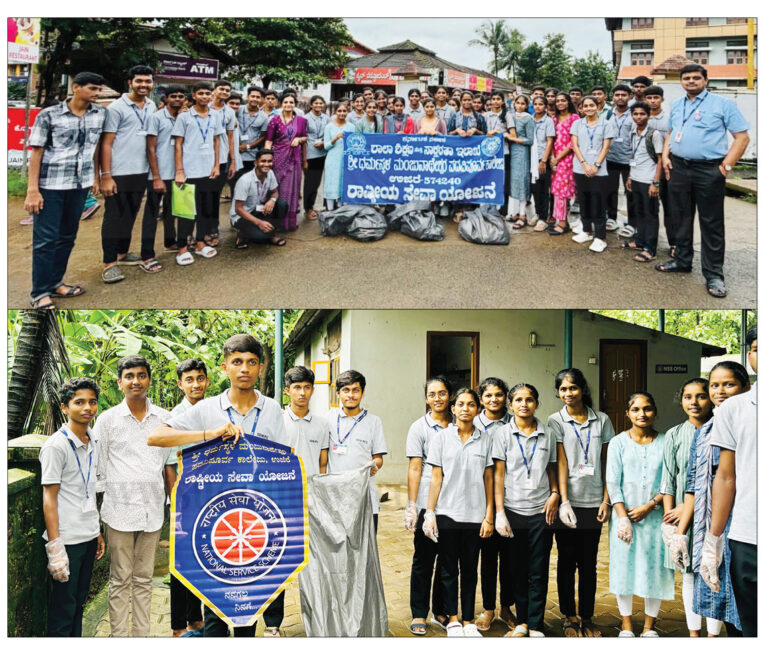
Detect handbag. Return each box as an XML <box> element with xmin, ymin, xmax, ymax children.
<box><xmin>171</xmin><ymin>183</ymin><xmax>196</xmax><ymax>219</ymax></box>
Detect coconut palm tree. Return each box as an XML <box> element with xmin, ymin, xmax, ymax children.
<box><xmin>468</xmin><ymin>19</ymin><xmax>508</xmax><ymax>76</ymax></box>
<box><xmin>499</xmin><ymin>28</ymin><xmax>526</xmax><ymax>85</ymax></box>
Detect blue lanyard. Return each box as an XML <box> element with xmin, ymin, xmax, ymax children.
<box><xmin>569</xmin><ymin>421</ymin><xmax>592</xmax><ymax>462</ymax></box>
<box><xmin>584</xmin><ymin>120</ymin><xmax>600</xmax><ymax>150</ymax></box>
<box><xmin>424</xmin><ymin>414</ymin><xmax>442</xmax><ymax>432</ymax></box>
<box><xmin>129</xmin><ymin>102</ymin><xmax>148</xmax><ymax>130</ymax></box>
<box><xmin>60</xmin><ymin>428</ymin><xmax>93</xmax><ymax>499</ymax></box>
<box><xmin>631</xmin><ymin>131</ymin><xmax>646</xmax><ymax>159</ymax></box>
<box><xmin>514</xmin><ymin>432</ymin><xmax>538</xmax><ymax>477</ymax></box>
<box><xmin>682</xmin><ymin>93</ymin><xmax>708</xmax><ymax>128</ymax></box>
<box><xmin>614</xmin><ymin>111</ymin><xmax>629</xmax><ymax>133</ymax></box>
<box><xmin>337</xmin><ymin>410</ymin><xmax>368</xmax><ymax>445</ymax></box>
<box><xmin>192</xmin><ymin>112</ymin><xmax>211</xmax><ymax>143</ymax></box>
<box><xmin>226</xmin><ymin>406</ymin><xmax>261</xmax><ymax>436</ymax></box>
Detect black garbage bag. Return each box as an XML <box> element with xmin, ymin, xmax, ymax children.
<box><xmin>458</xmin><ymin>205</ymin><xmax>510</xmax><ymax>245</ymax></box>
<box><xmin>401</xmin><ymin>211</ymin><xmax>445</xmax><ymax>241</ymax></box>
<box><xmin>317</xmin><ymin>205</ymin><xmax>360</xmax><ymax>236</ymax></box>
<box><xmin>386</xmin><ymin>201</ymin><xmax>432</xmax><ymax>231</ymax></box>
<box><xmin>347</xmin><ymin>209</ymin><xmax>388</xmax><ymax>242</ymax></box>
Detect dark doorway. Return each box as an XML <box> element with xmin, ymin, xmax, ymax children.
<box><xmin>599</xmin><ymin>339</ymin><xmax>647</xmax><ymax>434</ymax></box>
<box><xmin>426</xmin><ymin>331</ymin><xmax>479</xmax><ymax>393</ymax></box>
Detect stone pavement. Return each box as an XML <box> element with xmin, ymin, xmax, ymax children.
<box><xmin>86</xmin><ymin>485</ymin><xmax>699</xmax><ymax>638</ymax></box>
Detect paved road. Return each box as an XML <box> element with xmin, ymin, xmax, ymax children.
<box><xmin>8</xmin><ymin>195</ymin><xmax>755</xmax><ymax>309</ymax></box>
<box><xmin>84</xmin><ymin>484</ymin><xmax>699</xmax><ymax>638</ymax></box>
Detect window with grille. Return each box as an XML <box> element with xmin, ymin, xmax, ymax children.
<box><xmin>631</xmin><ymin>18</ymin><xmax>654</xmax><ymax>29</ymax></box>
<box><xmin>686</xmin><ymin>50</ymin><xmax>710</xmax><ymax>65</ymax></box>
<box><xmin>630</xmin><ymin>41</ymin><xmax>654</xmax><ymax>50</ymax></box>
<box><xmin>726</xmin><ymin>18</ymin><xmax>748</xmax><ymax>24</ymax></box>
<box><xmin>686</xmin><ymin>18</ymin><xmax>710</xmax><ymax>27</ymax></box>
<box><xmin>726</xmin><ymin>37</ymin><xmax>748</xmax><ymax>47</ymax></box>
<box><xmin>727</xmin><ymin>49</ymin><xmax>747</xmax><ymax>64</ymax></box>
<box><xmin>630</xmin><ymin>51</ymin><xmax>654</xmax><ymax>65</ymax></box>
<box><xmin>686</xmin><ymin>39</ymin><xmax>710</xmax><ymax>48</ymax></box>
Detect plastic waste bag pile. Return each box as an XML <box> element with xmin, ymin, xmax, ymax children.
<box><xmin>318</xmin><ymin>205</ymin><xmax>387</xmax><ymax>241</ymax></box>
<box><xmin>458</xmin><ymin>205</ymin><xmax>510</xmax><ymax>245</ymax></box>
<box><xmin>384</xmin><ymin>201</ymin><xmax>445</xmax><ymax>241</ymax></box>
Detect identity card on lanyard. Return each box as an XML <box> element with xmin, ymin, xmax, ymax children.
<box><xmin>515</xmin><ymin>433</ymin><xmax>539</xmax><ymax>490</ymax></box>
<box><xmin>130</xmin><ymin>101</ymin><xmax>148</xmax><ymax>137</ymax></box>
<box><xmin>227</xmin><ymin>407</ymin><xmax>261</xmax><ymax>436</ymax></box>
<box><xmin>333</xmin><ymin>410</ymin><xmax>368</xmax><ymax>455</ymax></box>
<box><xmin>194</xmin><ymin>112</ymin><xmax>212</xmax><ymax>149</ymax></box>
<box><xmin>570</xmin><ymin>421</ymin><xmax>595</xmax><ymax>476</ymax></box>
<box><xmin>60</xmin><ymin>427</ymin><xmax>96</xmax><ymax>513</ymax></box>
<box><xmin>629</xmin><ymin>132</ymin><xmax>645</xmax><ymax>167</ymax></box>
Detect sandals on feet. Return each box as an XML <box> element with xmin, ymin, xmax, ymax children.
<box><xmin>512</xmin><ymin>218</ymin><xmax>527</xmax><ymax>229</ymax></box>
<box><xmin>116</xmin><ymin>252</ymin><xmax>141</xmax><ymax>265</ymax></box>
<box><xmin>269</xmin><ymin>237</ymin><xmax>287</xmax><ymax>246</ymax></box>
<box><xmin>633</xmin><ymin>251</ymin><xmax>657</xmax><ymax>263</ymax></box>
<box><xmin>409</xmin><ymin>621</ymin><xmax>427</xmax><ymax>636</ymax></box>
<box><xmin>533</xmin><ymin>220</ymin><xmax>549</xmax><ymax>232</ymax></box>
<box><xmin>563</xmin><ymin>619</ymin><xmax>580</xmax><ymax>637</ymax></box>
<box><xmin>176</xmin><ymin>251</ymin><xmax>195</xmax><ymax>266</ymax></box>
<box><xmin>706</xmin><ymin>278</ymin><xmax>727</xmax><ymax>298</ymax></box>
<box><xmin>236</xmin><ymin>238</ymin><xmax>249</xmax><ymax>250</ymax></box>
<box><xmin>475</xmin><ymin>610</ymin><xmax>495</xmax><ymax>632</ymax></box>
<box><xmin>101</xmin><ymin>265</ymin><xmax>125</xmax><ymax>284</ymax></box>
<box><xmin>306</xmin><ymin>209</ymin><xmax>318</xmax><ymax>221</ymax></box>
<box><xmin>139</xmin><ymin>259</ymin><xmax>163</xmax><ymax>273</ymax></box>
<box><xmin>204</xmin><ymin>233</ymin><xmax>219</xmax><ymax>247</ymax></box>
<box><xmin>620</xmin><ymin>240</ymin><xmax>641</xmax><ymax>250</ymax></box>
<box><xmin>52</xmin><ymin>284</ymin><xmax>85</xmax><ymax>298</ymax></box>
<box><xmin>195</xmin><ymin>245</ymin><xmax>217</xmax><ymax>258</ymax></box>
<box><xmin>505</xmin><ymin>624</ymin><xmax>529</xmax><ymax>638</ymax></box>
<box><xmin>548</xmin><ymin>223</ymin><xmax>569</xmax><ymax>236</ymax></box>
<box><xmin>30</xmin><ymin>296</ymin><xmax>55</xmax><ymax>310</ymax></box>
<box><xmin>580</xmin><ymin>620</ymin><xmax>602</xmax><ymax>638</ymax></box>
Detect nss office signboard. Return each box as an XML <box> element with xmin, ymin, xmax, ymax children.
<box><xmin>171</xmin><ymin>435</ymin><xmax>308</xmax><ymax>626</ymax></box>
<box><xmin>342</xmin><ymin>133</ymin><xmax>505</xmax><ymax>205</ymax></box>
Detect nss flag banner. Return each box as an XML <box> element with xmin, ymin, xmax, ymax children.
<box><xmin>342</xmin><ymin>133</ymin><xmax>504</xmax><ymax>205</ymax></box>
<box><xmin>171</xmin><ymin>435</ymin><xmax>308</xmax><ymax>626</ymax></box>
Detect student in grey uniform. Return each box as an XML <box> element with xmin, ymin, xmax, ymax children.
<box><xmin>146</xmin><ymin>85</ymin><xmax>185</xmax><ymax>256</ymax></box>
<box><xmin>493</xmin><ymin>383</ymin><xmax>559</xmax><ymax>638</ymax></box>
<box><xmin>100</xmin><ymin>65</ymin><xmax>160</xmax><ymax>284</ymax></box>
<box><xmin>548</xmin><ymin>368</ymin><xmax>614</xmax><ymax>638</ymax></box>
<box><xmin>531</xmin><ymin>96</ymin><xmax>556</xmax><ymax>230</ymax></box>
<box><xmin>148</xmin><ymin>334</ymin><xmax>287</xmax><ymax>638</ymax></box>
<box><xmin>347</xmin><ymin>93</ymin><xmax>366</xmax><ymax>125</ymax></box>
<box><xmin>433</xmin><ymin>86</ymin><xmax>456</xmax><ymax>127</ymax></box>
<box><xmin>326</xmin><ymin>369</ymin><xmax>387</xmax><ymax>533</ymax></box>
<box><xmin>208</xmin><ymin>80</ymin><xmax>237</xmax><ymax>245</ymax></box>
<box><xmin>238</xmin><ymin>86</ymin><xmax>268</xmax><ymax>173</ymax></box>
<box><xmin>405</xmin><ymin>88</ymin><xmax>425</xmax><ymax>122</ymax></box>
<box><xmin>626</xmin><ymin>102</ymin><xmax>664</xmax><ymax>262</ymax></box>
<box><xmin>171</xmin><ymin>82</ymin><xmax>224</xmax><ymax>266</ymax></box>
<box><xmin>605</xmin><ymin>84</ymin><xmax>635</xmax><ymax>237</ymax></box>
<box><xmin>473</xmin><ymin>378</ymin><xmax>516</xmax><ymax>633</ymax></box>
<box><xmin>40</xmin><ymin>377</ymin><xmax>105</xmax><ymax>636</ymax></box>
<box><xmin>422</xmin><ymin>388</ymin><xmax>493</xmax><ymax>637</ymax></box>
<box><xmin>163</xmin><ymin>358</ymin><xmax>209</xmax><ymax>637</ymax></box>
<box><xmin>570</xmin><ymin>95</ymin><xmax>615</xmax><ymax>253</ymax></box>
<box><xmin>224</xmin><ymin>92</ymin><xmax>245</xmax><ymax>199</ymax></box>
<box><xmin>405</xmin><ymin>376</ymin><xmax>453</xmax><ymax>635</ymax></box>
<box><xmin>282</xmin><ymin>365</ymin><xmax>330</xmax><ymax>476</ymax></box>
<box><xmin>303</xmin><ymin>96</ymin><xmax>330</xmax><ymax>221</ymax></box>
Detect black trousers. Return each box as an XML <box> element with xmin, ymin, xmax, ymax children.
<box><xmin>303</xmin><ymin>156</ymin><xmax>326</xmax><ymax>211</ymax></box>
<box><xmin>630</xmin><ymin>182</ymin><xmax>660</xmax><ymax>255</ymax></box>
<box><xmin>232</xmin><ymin>200</ymin><xmax>289</xmax><ymax>242</ymax></box>
<box><xmin>669</xmin><ymin>154</ymin><xmax>727</xmax><ymax>281</ymax></box>
<box><xmin>554</xmin><ymin>507</ymin><xmax>602</xmax><ymax>619</ymax></box>
<box><xmin>178</xmin><ymin>176</ymin><xmax>219</xmax><ymax>246</ymax></box>
<box><xmin>170</xmin><ymin>574</ymin><xmax>203</xmax><ymax>631</ymax></box>
<box><xmin>531</xmin><ymin>167</ymin><xmax>551</xmax><ymax>220</ymax></box>
<box><xmin>729</xmin><ymin>539</ymin><xmax>757</xmax><ymax>637</ymax></box>
<box><xmin>410</xmin><ymin>510</ymin><xmax>444</xmax><ymax>618</ymax></box>
<box><xmin>203</xmin><ymin>590</ymin><xmax>284</xmax><ymax>636</ymax></box>
<box><xmin>505</xmin><ymin>510</ymin><xmax>554</xmax><ymax>632</ymax></box>
<box><xmin>575</xmin><ymin>174</ymin><xmax>607</xmax><ymax>239</ymax></box>
<box><xmin>47</xmin><ymin>538</ymin><xmax>97</xmax><ymax>636</ymax></box>
<box><xmin>480</xmin><ymin>530</ymin><xmax>514</xmax><ymax>610</ymax></box>
<box><xmin>435</xmin><ymin>518</ymin><xmax>481</xmax><ymax>621</ymax></box>
<box><xmin>606</xmin><ymin>161</ymin><xmax>634</xmax><ymax>227</ymax></box>
<box><xmin>143</xmin><ymin>179</ymin><xmax>176</xmax><ymax>248</ymax></box>
<box><xmin>101</xmin><ymin>173</ymin><xmax>154</xmax><ymax>263</ymax></box>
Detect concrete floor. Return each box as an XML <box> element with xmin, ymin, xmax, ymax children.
<box><xmin>84</xmin><ymin>485</ymin><xmax>703</xmax><ymax>638</ymax></box>
<box><xmin>8</xmin><ymin>193</ymin><xmax>756</xmax><ymax>310</ymax></box>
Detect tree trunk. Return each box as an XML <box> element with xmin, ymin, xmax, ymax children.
<box><xmin>7</xmin><ymin>310</ymin><xmax>48</xmax><ymax>439</ymax></box>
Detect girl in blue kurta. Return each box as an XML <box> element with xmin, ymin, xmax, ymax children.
<box><xmin>606</xmin><ymin>392</ymin><xmax>674</xmax><ymax>637</ymax></box>
<box><xmin>323</xmin><ymin>102</ymin><xmax>356</xmax><ymax>211</ymax></box>
<box><xmin>669</xmin><ymin>361</ymin><xmax>750</xmax><ymax>637</ymax></box>
<box><xmin>508</xmin><ymin>95</ymin><xmax>534</xmax><ymax>228</ymax></box>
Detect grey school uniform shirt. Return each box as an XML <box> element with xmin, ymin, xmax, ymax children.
<box><xmin>648</xmin><ymin>109</ymin><xmax>669</xmax><ymax>133</ymax></box>
<box><xmin>326</xmin><ymin>408</ymin><xmax>387</xmax><ymax>513</ymax></box>
<box><xmin>146</xmin><ymin>107</ymin><xmax>178</xmax><ymax>181</ymax></box>
<box><xmin>533</xmin><ymin>114</ymin><xmax>556</xmax><ymax>161</ymax></box>
<box><xmin>405</xmin><ymin>413</ymin><xmax>450</xmax><ymax>510</ymax></box>
<box><xmin>282</xmin><ymin>407</ymin><xmax>330</xmax><ymax>477</ymax></box>
<box><xmin>629</xmin><ymin>125</ymin><xmax>664</xmax><ymax>184</ymax></box>
<box><xmin>606</xmin><ymin>108</ymin><xmax>634</xmax><ymax>164</ymax></box>
<box><xmin>492</xmin><ymin>417</ymin><xmax>557</xmax><ymax>516</ymax></box>
<box><xmin>171</xmin><ymin>108</ymin><xmax>225</xmax><ymax>179</ymax></box>
<box><xmin>426</xmin><ymin>424</ymin><xmax>493</xmax><ymax>525</ymax></box>
<box><xmin>547</xmin><ymin>406</ymin><xmax>614</xmax><ymax>508</ymax></box>
<box><xmin>571</xmin><ymin>116</ymin><xmax>616</xmax><ymax>177</ymax></box>
<box><xmin>229</xmin><ymin>169</ymin><xmax>278</xmax><ymax>225</ymax></box>
<box><xmin>238</xmin><ymin>106</ymin><xmax>269</xmax><ymax>161</ymax></box>
<box><xmin>306</xmin><ymin>112</ymin><xmax>331</xmax><ymax>160</ymax></box>
<box><xmin>104</xmin><ymin>94</ymin><xmax>157</xmax><ymax>176</ymax></box>
<box><xmin>211</xmin><ymin>103</ymin><xmax>236</xmax><ymax>165</ymax></box>
<box><xmin>474</xmin><ymin>411</ymin><xmax>511</xmax><ymax>437</ymax></box>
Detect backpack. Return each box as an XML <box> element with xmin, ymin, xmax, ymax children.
<box><xmin>644</xmin><ymin>127</ymin><xmax>660</xmax><ymax>162</ymax></box>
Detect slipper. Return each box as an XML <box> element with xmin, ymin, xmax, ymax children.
<box><xmin>204</xmin><ymin>233</ymin><xmax>219</xmax><ymax>247</ymax></box>
<box><xmin>101</xmin><ymin>265</ymin><xmax>125</xmax><ymax>284</ymax></box>
<box><xmin>176</xmin><ymin>251</ymin><xmax>195</xmax><ymax>266</ymax></box>
<box><xmin>633</xmin><ymin>251</ymin><xmax>656</xmax><ymax>263</ymax></box>
<box><xmin>446</xmin><ymin>622</ymin><xmax>464</xmax><ymax>637</ymax></box>
<box><xmin>548</xmin><ymin>223</ymin><xmax>569</xmax><ymax>236</ymax></box>
<box><xmin>499</xmin><ymin>607</ymin><xmax>517</xmax><ymax>630</ymax></box>
<box><xmin>409</xmin><ymin>622</ymin><xmax>427</xmax><ymax>636</ymax></box>
<box><xmin>618</xmin><ymin>630</ymin><xmax>635</xmax><ymax>637</ymax></box>
<box><xmin>163</xmin><ymin>244</ymin><xmax>179</xmax><ymax>253</ymax></box>
<box><xmin>563</xmin><ymin>619</ymin><xmax>579</xmax><ymax>638</ymax></box>
<box><xmin>263</xmin><ymin>627</ymin><xmax>280</xmax><ymax>637</ymax></box>
<box><xmin>617</xmin><ymin>224</ymin><xmax>636</xmax><ymax>238</ymax></box>
<box><xmin>640</xmin><ymin>629</ymin><xmax>659</xmax><ymax>638</ymax></box>
<box><xmin>430</xmin><ymin>615</ymin><xmax>448</xmax><ymax>631</ymax></box>
<box><xmin>580</xmin><ymin>620</ymin><xmax>602</xmax><ymax>638</ymax></box>
<box><xmin>116</xmin><ymin>252</ymin><xmax>141</xmax><ymax>265</ymax></box>
<box><xmin>620</xmin><ymin>240</ymin><xmax>641</xmax><ymax>250</ymax></box>
<box><xmin>505</xmin><ymin>624</ymin><xmax>529</xmax><ymax>637</ymax></box>
<box><xmin>195</xmin><ymin>245</ymin><xmax>217</xmax><ymax>258</ymax></box>
<box><xmin>139</xmin><ymin>259</ymin><xmax>164</xmax><ymax>273</ymax></box>
<box><xmin>529</xmin><ymin>630</ymin><xmax>545</xmax><ymax>638</ymax></box>
<box><xmin>512</xmin><ymin>218</ymin><xmax>527</xmax><ymax>229</ymax></box>
<box><xmin>605</xmin><ymin>218</ymin><xmax>619</xmax><ymax>231</ymax></box>
<box><xmin>533</xmin><ymin>220</ymin><xmax>549</xmax><ymax>232</ymax></box>
<box><xmin>30</xmin><ymin>296</ymin><xmax>56</xmax><ymax>310</ymax></box>
<box><xmin>269</xmin><ymin>237</ymin><xmax>287</xmax><ymax>246</ymax></box>
<box><xmin>706</xmin><ymin>278</ymin><xmax>727</xmax><ymax>298</ymax></box>
<box><xmin>236</xmin><ymin>238</ymin><xmax>249</xmax><ymax>250</ymax></box>
<box><xmin>52</xmin><ymin>284</ymin><xmax>85</xmax><ymax>298</ymax></box>
<box><xmin>475</xmin><ymin>609</ymin><xmax>495</xmax><ymax>632</ymax></box>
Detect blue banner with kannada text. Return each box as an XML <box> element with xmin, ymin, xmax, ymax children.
<box><xmin>342</xmin><ymin>133</ymin><xmax>505</xmax><ymax>205</ymax></box>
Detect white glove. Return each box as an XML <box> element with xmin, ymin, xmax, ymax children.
<box><xmin>661</xmin><ymin>523</ymin><xmax>676</xmax><ymax>547</ymax></box>
<box><xmin>559</xmin><ymin>500</ymin><xmax>578</xmax><ymax>528</ymax></box>
<box><xmin>422</xmin><ymin>510</ymin><xmax>439</xmax><ymax>543</ymax></box>
<box><xmin>495</xmin><ymin>510</ymin><xmax>513</xmax><ymax>537</ymax></box>
<box><xmin>617</xmin><ymin>517</ymin><xmax>633</xmax><ymax>544</ymax></box>
<box><xmin>700</xmin><ymin>531</ymin><xmax>725</xmax><ymax>592</ymax></box>
<box><xmin>404</xmin><ymin>500</ymin><xmax>419</xmax><ymax>532</ymax></box>
<box><xmin>45</xmin><ymin>537</ymin><xmax>70</xmax><ymax>582</ymax></box>
<box><xmin>669</xmin><ymin>533</ymin><xmax>690</xmax><ymax>569</ymax></box>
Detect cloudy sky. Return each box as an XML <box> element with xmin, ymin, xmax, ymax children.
<box><xmin>344</xmin><ymin>18</ymin><xmax>613</xmax><ymax>74</ymax></box>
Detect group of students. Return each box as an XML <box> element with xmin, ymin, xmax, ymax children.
<box><xmin>404</xmin><ymin>325</ymin><xmax>757</xmax><ymax>638</ymax></box>
<box><xmin>39</xmin><ymin>333</ymin><xmax>387</xmax><ymax>637</ymax></box>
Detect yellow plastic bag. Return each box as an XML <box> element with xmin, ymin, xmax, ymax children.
<box><xmin>172</xmin><ymin>183</ymin><xmax>196</xmax><ymax>220</ymax></box>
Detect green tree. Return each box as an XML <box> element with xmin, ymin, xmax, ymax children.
<box><xmin>539</xmin><ymin>33</ymin><xmax>572</xmax><ymax>90</ymax></box>
<box><xmin>8</xmin><ymin>80</ymin><xmax>27</xmax><ymax>101</ymax></box>
<box><xmin>517</xmin><ymin>42</ymin><xmax>543</xmax><ymax>87</ymax></box>
<box><xmin>572</xmin><ymin>50</ymin><xmax>616</xmax><ymax>94</ymax></box>
<box><xmin>173</xmin><ymin>18</ymin><xmax>353</xmax><ymax>88</ymax></box>
<box><xmin>499</xmin><ymin>27</ymin><xmax>526</xmax><ymax>83</ymax></box>
<box><xmin>468</xmin><ymin>19</ymin><xmax>508</xmax><ymax>76</ymax></box>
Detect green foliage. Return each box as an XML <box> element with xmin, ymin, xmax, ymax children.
<box><xmin>468</xmin><ymin>20</ymin><xmax>509</xmax><ymax>76</ymax></box>
<box><xmin>572</xmin><ymin>50</ymin><xmax>616</xmax><ymax>93</ymax></box>
<box><xmin>539</xmin><ymin>33</ymin><xmax>573</xmax><ymax>90</ymax></box>
<box><xmin>8</xmin><ymin>80</ymin><xmax>27</xmax><ymax>100</ymax></box>
<box><xmin>517</xmin><ymin>42</ymin><xmax>543</xmax><ymax>87</ymax></box>
<box><xmin>592</xmin><ymin>310</ymin><xmax>756</xmax><ymax>354</ymax></box>
<box><xmin>498</xmin><ymin>28</ymin><xmax>525</xmax><ymax>83</ymax></box>
<box><xmin>8</xmin><ymin>169</ymin><xmax>28</xmax><ymax>197</ymax></box>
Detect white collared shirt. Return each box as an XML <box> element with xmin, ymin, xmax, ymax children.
<box><xmin>94</xmin><ymin>398</ymin><xmax>170</xmax><ymax>532</ymax></box>
<box><xmin>282</xmin><ymin>407</ymin><xmax>330</xmax><ymax>476</ymax></box>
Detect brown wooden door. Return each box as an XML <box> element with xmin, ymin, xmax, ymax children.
<box><xmin>599</xmin><ymin>340</ymin><xmax>647</xmax><ymax>434</ymax></box>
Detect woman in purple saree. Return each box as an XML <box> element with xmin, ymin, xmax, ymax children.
<box><xmin>264</xmin><ymin>93</ymin><xmax>308</xmax><ymax>231</ymax></box>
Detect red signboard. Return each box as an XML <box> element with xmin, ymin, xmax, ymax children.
<box><xmin>353</xmin><ymin>67</ymin><xmax>398</xmax><ymax>85</ymax></box>
<box><xmin>8</xmin><ymin>105</ymin><xmax>41</xmax><ymax>166</ymax></box>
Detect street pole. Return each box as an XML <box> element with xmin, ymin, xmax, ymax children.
<box><xmin>275</xmin><ymin>310</ymin><xmax>284</xmax><ymax>403</ymax></box>
<box><xmin>658</xmin><ymin>310</ymin><xmax>665</xmax><ymax>332</ymax></box>
<box><xmin>747</xmin><ymin>18</ymin><xmax>755</xmax><ymax>90</ymax></box>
